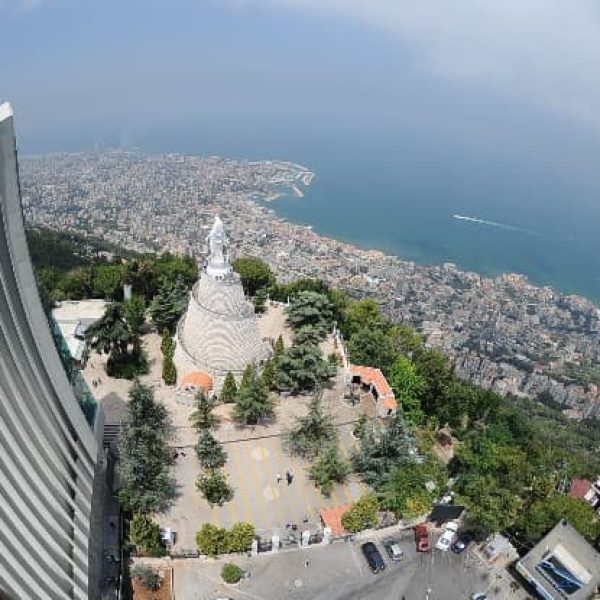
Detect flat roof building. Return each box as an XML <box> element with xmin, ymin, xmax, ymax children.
<box><xmin>0</xmin><ymin>103</ymin><xmax>102</xmax><ymax>599</ymax></box>
<box><xmin>515</xmin><ymin>520</ymin><xmax>600</xmax><ymax>600</ymax></box>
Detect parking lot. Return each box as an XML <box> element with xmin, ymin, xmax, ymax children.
<box><xmin>171</xmin><ymin>528</ymin><xmax>530</xmax><ymax>600</ymax></box>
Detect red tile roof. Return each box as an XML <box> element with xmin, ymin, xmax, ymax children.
<box><xmin>569</xmin><ymin>478</ymin><xmax>592</xmax><ymax>499</ymax></box>
<box><xmin>320</xmin><ymin>504</ymin><xmax>352</xmax><ymax>538</ymax></box>
<box><xmin>350</xmin><ymin>365</ymin><xmax>394</xmax><ymax>399</ymax></box>
<box><xmin>180</xmin><ymin>371</ymin><xmax>213</xmax><ymax>391</ymax></box>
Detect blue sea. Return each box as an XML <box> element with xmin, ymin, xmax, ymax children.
<box><xmin>25</xmin><ymin>126</ymin><xmax>600</xmax><ymax>304</ymax></box>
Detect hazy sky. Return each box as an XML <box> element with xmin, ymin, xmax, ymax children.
<box><xmin>3</xmin><ymin>0</ymin><xmax>600</xmax><ymax>166</ymax></box>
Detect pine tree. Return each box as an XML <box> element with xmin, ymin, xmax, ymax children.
<box><xmin>195</xmin><ymin>430</ymin><xmax>227</xmax><ymax>469</ymax></box>
<box><xmin>149</xmin><ymin>276</ymin><xmax>189</xmax><ymax>333</ymax></box>
<box><xmin>220</xmin><ymin>371</ymin><xmax>237</xmax><ymax>403</ymax></box>
<box><xmin>261</xmin><ymin>358</ymin><xmax>276</xmax><ymax>391</ymax></box>
<box><xmin>162</xmin><ymin>354</ymin><xmax>177</xmax><ymax>385</ymax></box>
<box><xmin>189</xmin><ymin>389</ymin><xmax>219</xmax><ymax>430</ymax></box>
<box><xmin>274</xmin><ymin>335</ymin><xmax>285</xmax><ymax>361</ymax></box>
<box><xmin>239</xmin><ymin>364</ymin><xmax>254</xmax><ymax>393</ymax></box>
<box><xmin>233</xmin><ymin>366</ymin><xmax>273</xmax><ymax>425</ymax></box>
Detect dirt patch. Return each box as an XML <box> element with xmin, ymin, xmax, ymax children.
<box><xmin>132</xmin><ymin>566</ymin><xmax>172</xmax><ymax>600</ymax></box>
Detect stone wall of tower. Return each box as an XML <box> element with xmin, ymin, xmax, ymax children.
<box><xmin>175</xmin><ymin>267</ymin><xmax>272</xmax><ymax>390</ymax></box>
<box><xmin>0</xmin><ymin>105</ymin><xmax>100</xmax><ymax>600</ymax></box>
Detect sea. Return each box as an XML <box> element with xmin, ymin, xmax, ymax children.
<box><xmin>27</xmin><ymin>126</ymin><xmax>600</xmax><ymax>304</ymax></box>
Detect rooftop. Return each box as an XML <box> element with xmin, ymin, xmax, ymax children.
<box><xmin>516</xmin><ymin>520</ymin><xmax>600</xmax><ymax>600</ymax></box>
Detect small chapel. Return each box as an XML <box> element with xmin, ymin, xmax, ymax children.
<box><xmin>174</xmin><ymin>215</ymin><xmax>272</xmax><ymax>393</ymax></box>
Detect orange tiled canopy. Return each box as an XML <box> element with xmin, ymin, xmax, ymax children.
<box><xmin>180</xmin><ymin>371</ymin><xmax>213</xmax><ymax>391</ymax></box>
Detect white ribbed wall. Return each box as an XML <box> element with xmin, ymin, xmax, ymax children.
<box><xmin>0</xmin><ymin>107</ymin><xmax>98</xmax><ymax>599</ymax></box>
<box><xmin>175</xmin><ymin>271</ymin><xmax>272</xmax><ymax>382</ymax></box>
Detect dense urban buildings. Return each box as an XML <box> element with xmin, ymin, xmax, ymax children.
<box><xmin>19</xmin><ymin>151</ymin><xmax>600</xmax><ymax>418</ymax></box>
<box><xmin>0</xmin><ymin>103</ymin><xmax>102</xmax><ymax>599</ymax></box>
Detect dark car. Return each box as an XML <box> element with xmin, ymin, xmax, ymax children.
<box><xmin>451</xmin><ymin>531</ymin><xmax>474</xmax><ymax>554</ymax></box>
<box><xmin>361</xmin><ymin>542</ymin><xmax>386</xmax><ymax>573</ymax></box>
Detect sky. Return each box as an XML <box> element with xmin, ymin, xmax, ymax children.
<box><xmin>3</xmin><ymin>0</ymin><xmax>600</xmax><ymax>169</ymax></box>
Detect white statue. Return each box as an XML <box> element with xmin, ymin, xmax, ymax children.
<box><xmin>208</xmin><ymin>215</ymin><xmax>228</xmax><ymax>267</ymax></box>
<box><xmin>206</xmin><ymin>215</ymin><xmax>231</xmax><ymax>277</ymax></box>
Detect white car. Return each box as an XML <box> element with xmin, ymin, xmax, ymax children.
<box><xmin>435</xmin><ymin>521</ymin><xmax>459</xmax><ymax>551</ymax></box>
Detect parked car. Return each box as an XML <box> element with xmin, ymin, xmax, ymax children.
<box><xmin>451</xmin><ymin>530</ymin><xmax>474</xmax><ymax>554</ymax></box>
<box><xmin>470</xmin><ymin>594</ymin><xmax>487</xmax><ymax>600</ymax></box>
<box><xmin>414</xmin><ymin>525</ymin><xmax>431</xmax><ymax>552</ymax></box>
<box><xmin>382</xmin><ymin>538</ymin><xmax>404</xmax><ymax>561</ymax></box>
<box><xmin>361</xmin><ymin>542</ymin><xmax>386</xmax><ymax>573</ymax></box>
<box><xmin>435</xmin><ymin>521</ymin><xmax>459</xmax><ymax>551</ymax></box>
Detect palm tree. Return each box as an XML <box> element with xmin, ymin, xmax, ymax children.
<box><xmin>85</xmin><ymin>302</ymin><xmax>133</xmax><ymax>361</ymax></box>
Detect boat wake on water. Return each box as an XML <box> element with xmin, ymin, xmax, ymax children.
<box><xmin>452</xmin><ymin>214</ymin><xmax>540</xmax><ymax>236</ymax></box>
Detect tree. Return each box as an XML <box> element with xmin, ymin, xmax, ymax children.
<box><xmin>340</xmin><ymin>299</ymin><xmax>385</xmax><ymax>339</ymax></box>
<box><xmin>232</xmin><ymin>257</ymin><xmax>275</xmax><ymax>296</ymax></box>
<box><xmin>85</xmin><ymin>301</ymin><xmax>147</xmax><ymax>379</ymax></box>
<box><xmin>149</xmin><ymin>276</ymin><xmax>189</xmax><ymax>333</ymax></box>
<box><xmin>85</xmin><ymin>302</ymin><xmax>133</xmax><ymax>363</ymax></box>
<box><xmin>293</xmin><ymin>325</ymin><xmax>325</xmax><ymax>347</ymax></box>
<box><xmin>346</xmin><ymin>327</ymin><xmax>398</xmax><ymax>374</ymax></box>
<box><xmin>162</xmin><ymin>353</ymin><xmax>177</xmax><ymax>385</ymax></box>
<box><xmin>286</xmin><ymin>392</ymin><xmax>336</xmax><ymax>459</ymax></box>
<box><xmin>131</xmin><ymin>564</ymin><xmax>161</xmax><ymax>591</ymax></box>
<box><xmin>456</xmin><ymin>474</ymin><xmax>523</xmax><ymax>537</ymax></box>
<box><xmin>253</xmin><ymin>288</ymin><xmax>267</xmax><ymax>314</ymax></box>
<box><xmin>276</xmin><ymin>343</ymin><xmax>336</xmax><ymax>394</ymax></box>
<box><xmin>227</xmin><ymin>522</ymin><xmax>255</xmax><ymax>553</ymax></box>
<box><xmin>286</xmin><ymin>291</ymin><xmax>334</xmax><ymax>337</ymax></box>
<box><xmin>341</xmin><ymin>494</ymin><xmax>379</xmax><ymax>533</ymax></box>
<box><xmin>261</xmin><ymin>358</ymin><xmax>276</xmax><ymax>391</ymax></box>
<box><xmin>92</xmin><ymin>264</ymin><xmax>125</xmax><ymax>300</ymax></box>
<box><xmin>189</xmin><ymin>389</ymin><xmax>219</xmax><ymax>431</ymax></box>
<box><xmin>196</xmin><ymin>470</ymin><xmax>233</xmax><ymax>506</ymax></box>
<box><xmin>221</xmin><ymin>563</ymin><xmax>244</xmax><ymax>584</ymax></box>
<box><xmin>117</xmin><ymin>382</ymin><xmax>175</xmax><ymax>512</ymax></box>
<box><xmin>352</xmin><ymin>413</ymin><xmax>418</xmax><ymax>487</ymax></box>
<box><xmin>122</xmin><ymin>294</ymin><xmax>146</xmax><ymax>337</ymax></box>
<box><xmin>196</xmin><ymin>523</ymin><xmax>228</xmax><ymax>556</ymax></box>
<box><xmin>274</xmin><ymin>335</ymin><xmax>285</xmax><ymax>361</ymax></box>
<box><xmin>377</xmin><ymin>459</ymin><xmax>447</xmax><ymax>518</ymax></box>
<box><xmin>220</xmin><ymin>371</ymin><xmax>238</xmax><ymax>403</ymax></box>
<box><xmin>129</xmin><ymin>513</ymin><xmax>166</xmax><ymax>556</ymax></box>
<box><xmin>195</xmin><ymin>430</ymin><xmax>227</xmax><ymax>469</ymax></box>
<box><xmin>309</xmin><ymin>446</ymin><xmax>350</xmax><ymax>496</ymax></box>
<box><xmin>233</xmin><ymin>366</ymin><xmax>273</xmax><ymax>425</ymax></box>
<box><xmin>512</xmin><ymin>496</ymin><xmax>600</xmax><ymax>547</ymax></box>
<box><xmin>388</xmin><ymin>356</ymin><xmax>426</xmax><ymax>426</ymax></box>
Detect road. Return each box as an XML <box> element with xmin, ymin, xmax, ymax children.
<box><xmin>172</xmin><ymin>533</ymin><xmax>522</xmax><ymax>600</ymax></box>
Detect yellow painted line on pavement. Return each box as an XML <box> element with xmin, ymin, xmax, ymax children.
<box><xmin>228</xmin><ymin>442</ymin><xmax>256</xmax><ymax>525</ymax></box>
<box><xmin>224</xmin><ymin>465</ymin><xmax>240</xmax><ymax>526</ymax></box>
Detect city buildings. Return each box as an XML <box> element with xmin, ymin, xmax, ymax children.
<box><xmin>0</xmin><ymin>103</ymin><xmax>103</xmax><ymax>599</ymax></box>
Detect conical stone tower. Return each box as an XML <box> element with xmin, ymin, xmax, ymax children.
<box><xmin>174</xmin><ymin>216</ymin><xmax>272</xmax><ymax>391</ymax></box>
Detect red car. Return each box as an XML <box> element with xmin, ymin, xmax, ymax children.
<box><xmin>414</xmin><ymin>525</ymin><xmax>431</xmax><ymax>552</ymax></box>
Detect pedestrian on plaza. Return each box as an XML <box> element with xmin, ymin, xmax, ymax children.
<box><xmin>289</xmin><ymin>469</ymin><xmax>295</xmax><ymax>484</ymax></box>
<box><xmin>286</xmin><ymin>470</ymin><xmax>292</xmax><ymax>485</ymax></box>
<box><xmin>276</xmin><ymin>473</ymin><xmax>282</xmax><ymax>484</ymax></box>
<box><xmin>304</xmin><ymin>560</ymin><xmax>310</xmax><ymax>568</ymax></box>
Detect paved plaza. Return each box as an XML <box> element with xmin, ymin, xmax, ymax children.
<box><xmin>84</xmin><ymin>304</ymin><xmax>375</xmax><ymax>552</ymax></box>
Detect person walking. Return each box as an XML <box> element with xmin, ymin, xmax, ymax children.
<box><xmin>286</xmin><ymin>470</ymin><xmax>292</xmax><ymax>485</ymax></box>
<box><xmin>276</xmin><ymin>473</ymin><xmax>282</xmax><ymax>484</ymax></box>
<box><xmin>288</xmin><ymin>469</ymin><xmax>295</xmax><ymax>484</ymax></box>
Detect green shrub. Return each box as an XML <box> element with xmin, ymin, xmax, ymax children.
<box><xmin>196</xmin><ymin>523</ymin><xmax>228</xmax><ymax>556</ymax></box>
<box><xmin>227</xmin><ymin>522</ymin><xmax>255</xmax><ymax>553</ymax></box>
<box><xmin>341</xmin><ymin>494</ymin><xmax>379</xmax><ymax>533</ymax></box>
<box><xmin>221</xmin><ymin>563</ymin><xmax>244</xmax><ymax>584</ymax></box>
<box><xmin>129</xmin><ymin>513</ymin><xmax>167</xmax><ymax>557</ymax></box>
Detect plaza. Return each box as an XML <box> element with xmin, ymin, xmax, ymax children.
<box><xmin>84</xmin><ymin>303</ymin><xmax>374</xmax><ymax>552</ymax></box>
